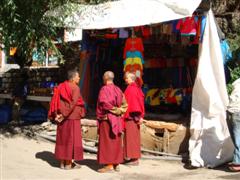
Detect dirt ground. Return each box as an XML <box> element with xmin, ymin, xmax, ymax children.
<box><xmin>0</xmin><ymin>134</ymin><xmax>240</xmax><ymax>180</ymax></box>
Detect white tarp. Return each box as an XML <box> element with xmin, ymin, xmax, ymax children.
<box><xmin>64</xmin><ymin>28</ymin><xmax>82</xmax><ymax>42</ymax></box>
<box><xmin>189</xmin><ymin>10</ymin><xmax>234</xmax><ymax>168</ymax></box>
<box><xmin>48</xmin><ymin>0</ymin><xmax>202</xmax><ymax>29</ymax></box>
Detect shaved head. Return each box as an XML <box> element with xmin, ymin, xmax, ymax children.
<box><xmin>103</xmin><ymin>71</ymin><xmax>114</xmax><ymax>84</ymax></box>
<box><xmin>125</xmin><ymin>72</ymin><xmax>136</xmax><ymax>81</ymax></box>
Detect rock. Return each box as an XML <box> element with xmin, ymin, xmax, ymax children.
<box><xmin>46</xmin><ymin>125</ymin><xmax>57</xmax><ymax>131</ymax></box>
<box><xmin>41</xmin><ymin>121</ymin><xmax>52</xmax><ymax>127</ymax></box>
<box><xmin>212</xmin><ymin>0</ymin><xmax>240</xmax><ymax>36</ymax></box>
<box><xmin>13</xmin><ymin>127</ymin><xmax>21</xmax><ymax>134</ymax></box>
<box><xmin>84</xmin><ymin>141</ymin><xmax>96</xmax><ymax>147</ymax></box>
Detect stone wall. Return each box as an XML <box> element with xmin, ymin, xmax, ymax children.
<box><xmin>212</xmin><ymin>0</ymin><xmax>240</xmax><ymax>36</ymax></box>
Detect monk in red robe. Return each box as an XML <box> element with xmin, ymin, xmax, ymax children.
<box><xmin>123</xmin><ymin>72</ymin><xmax>145</xmax><ymax>166</ymax></box>
<box><xmin>49</xmin><ymin>69</ymin><xmax>85</xmax><ymax>170</ymax></box>
<box><xmin>96</xmin><ymin>71</ymin><xmax>127</xmax><ymax>173</ymax></box>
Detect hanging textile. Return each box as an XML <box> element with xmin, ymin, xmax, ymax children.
<box><xmin>176</xmin><ymin>16</ymin><xmax>198</xmax><ymax>36</ymax></box>
<box><xmin>123</xmin><ymin>37</ymin><xmax>144</xmax><ymax>86</ymax></box>
<box><xmin>220</xmin><ymin>40</ymin><xmax>232</xmax><ymax>65</ymax></box>
<box><xmin>79</xmin><ymin>52</ymin><xmax>91</xmax><ymax>107</ymax></box>
<box><xmin>189</xmin><ymin>10</ymin><xmax>234</xmax><ymax>168</ymax></box>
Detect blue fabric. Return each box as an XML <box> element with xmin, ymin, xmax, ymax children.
<box><xmin>172</xmin><ymin>20</ymin><xmax>180</xmax><ymax>33</ymax></box>
<box><xmin>227</xmin><ymin>112</ymin><xmax>240</xmax><ymax>164</ymax></box>
<box><xmin>200</xmin><ymin>16</ymin><xmax>207</xmax><ymax>42</ymax></box>
<box><xmin>221</xmin><ymin>40</ymin><xmax>232</xmax><ymax>64</ymax></box>
<box><xmin>20</xmin><ymin>106</ymin><xmax>47</xmax><ymax>123</ymax></box>
<box><xmin>0</xmin><ymin>104</ymin><xmax>12</xmax><ymax>124</ymax></box>
<box><xmin>125</xmin><ymin>51</ymin><xmax>144</xmax><ymax>64</ymax></box>
<box><xmin>126</xmin><ymin>51</ymin><xmax>143</xmax><ymax>59</ymax></box>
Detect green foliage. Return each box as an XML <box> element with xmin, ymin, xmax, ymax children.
<box><xmin>225</xmin><ymin>31</ymin><xmax>240</xmax><ymax>94</ymax></box>
<box><xmin>227</xmin><ymin>65</ymin><xmax>240</xmax><ymax>94</ymax></box>
<box><xmin>0</xmin><ymin>0</ymin><xmax>115</xmax><ymax>67</ymax></box>
<box><xmin>227</xmin><ymin>34</ymin><xmax>240</xmax><ymax>57</ymax></box>
<box><xmin>0</xmin><ymin>0</ymin><xmax>80</xmax><ymax>67</ymax></box>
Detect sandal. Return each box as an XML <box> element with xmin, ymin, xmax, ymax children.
<box><xmin>98</xmin><ymin>166</ymin><xmax>114</xmax><ymax>173</ymax></box>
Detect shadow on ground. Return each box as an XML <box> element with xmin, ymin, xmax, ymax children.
<box><xmin>35</xmin><ymin>151</ymin><xmax>101</xmax><ymax>171</ymax></box>
<box><xmin>35</xmin><ymin>151</ymin><xmax>59</xmax><ymax>168</ymax></box>
<box><xmin>76</xmin><ymin>159</ymin><xmax>101</xmax><ymax>171</ymax></box>
<box><xmin>214</xmin><ymin>164</ymin><xmax>240</xmax><ymax>179</ymax></box>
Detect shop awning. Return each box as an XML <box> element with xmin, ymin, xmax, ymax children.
<box><xmin>47</xmin><ymin>0</ymin><xmax>202</xmax><ymax>29</ymax></box>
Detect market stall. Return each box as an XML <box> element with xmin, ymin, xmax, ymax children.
<box><xmin>56</xmin><ymin>0</ymin><xmax>233</xmax><ymax>168</ymax></box>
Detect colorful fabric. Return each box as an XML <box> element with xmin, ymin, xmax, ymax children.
<box><xmin>124</xmin><ymin>57</ymin><xmax>143</xmax><ymax>70</ymax></box>
<box><xmin>145</xmin><ymin>88</ymin><xmax>184</xmax><ymax>106</ymax></box>
<box><xmin>126</xmin><ymin>51</ymin><xmax>144</xmax><ymax>62</ymax></box>
<box><xmin>123</xmin><ymin>37</ymin><xmax>144</xmax><ymax>59</ymax></box>
<box><xmin>123</xmin><ymin>38</ymin><xmax>144</xmax><ymax>87</ymax></box>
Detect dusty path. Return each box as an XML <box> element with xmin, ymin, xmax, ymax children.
<box><xmin>1</xmin><ymin>135</ymin><xmax>240</xmax><ymax>180</ymax></box>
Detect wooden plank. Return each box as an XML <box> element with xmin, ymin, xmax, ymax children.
<box><xmin>0</xmin><ymin>93</ymin><xmax>12</xmax><ymax>99</ymax></box>
<box><xmin>27</xmin><ymin>96</ymin><xmax>52</xmax><ymax>102</ymax></box>
<box><xmin>81</xmin><ymin>119</ymin><xmax>97</xmax><ymax>126</ymax></box>
<box><xmin>143</xmin><ymin>120</ymin><xmax>179</xmax><ymax>132</ymax></box>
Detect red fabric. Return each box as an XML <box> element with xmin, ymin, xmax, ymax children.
<box><xmin>124</xmin><ymin>64</ymin><xmax>143</xmax><ymax>72</ymax></box>
<box><xmin>104</xmin><ymin>33</ymin><xmax>118</xmax><ymax>39</ymax></box>
<box><xmin>55</xmin><ymin>119</ymin><xmax>83</xmax><ymax>161</ymax></box>
<box><xmin>48</xmin><ymin>81</ymin><xmax>85</xmax><ymax>120</ymax></box>
<box><xmin>176</xmin><ymin>17</ymin><xmax>197</xmax><ymax>35</ymax></box>
<box><xmin>97</xmin><ymin>121</ymin><xmax>123</xmax><ymax>164</ymax></box>
<box><xmin>124</xmin><ymin>120</ymin><xmax>141</xmax><ymax>159</ymax></box>
<box><xmin>193</xmin><ymin>16</ymin><xmax>201</xmax><ymax>44</ymax></box>
<box><xmin>123</xmin><ymin>37</ymin><xmax>144</xmax><ymax>59</ymax></box>
<box><xmin>134</xmin><ymin>26</ymin><xmax>151</xmax><ymax>38</ymax></box>
<box><xmin>124</xmin><ymin>82</ymin><xmax>145</xmax><ymax>120</ymax></box>
<box><xmin>96</xmin><ymin>84</ymin><xmax>124</xmax><ymax>135</ymax></box>
<box><xmin>48</xmin><ymin>86</ymin><xmax>61</xmax><ymax>120</ymax></box>
<box><xmin>141</xmin><ymin>26</ymin><xmax>151</xmax><ymax>39</ymax></box>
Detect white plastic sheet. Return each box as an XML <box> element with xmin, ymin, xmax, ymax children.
<box><xmin>48</xmin><ymin>0</ymin><xmax>202</xmax><ymax>29</ymax></box>
<box><xmin>189</xmin><ymin>10</ymin><xmax>234</xmax><ymax>168</ymax></box>
<box><xmin>64</xmin><ymin>28</ymin><xmax>82</xmax><ymax>42</ymax></box>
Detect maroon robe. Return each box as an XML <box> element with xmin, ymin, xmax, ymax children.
<box><xmin>124</xmin><ymin>82</ymin><xmax>144</xmax><ymax>159</ymax></box>
<box><xmin>96</xmin><ymin>84</ymin><xmax>124</xmax><ymax>164</ymax></box>
<box><xmin>55</xmin><ymin>81</ymin><xmax>85</xmax><ymax>161</ymax></box>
